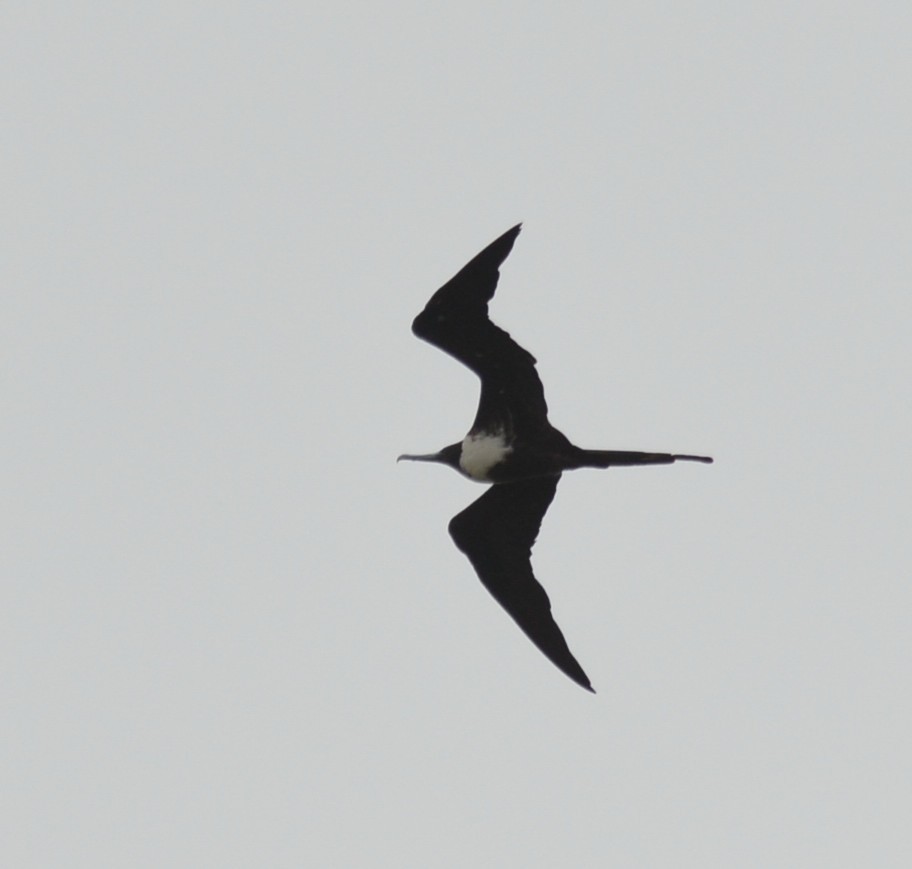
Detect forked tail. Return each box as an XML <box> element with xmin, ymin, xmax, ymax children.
<box><xmin>572</xmin><ymin>449</ymin><xmax>713</xmax><ymax>468</ymax></box>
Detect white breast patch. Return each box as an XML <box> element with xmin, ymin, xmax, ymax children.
<box><xmin>459</xmin><ymin>431</ymin><xmax>512</xmax><ymax>481</ymax></box>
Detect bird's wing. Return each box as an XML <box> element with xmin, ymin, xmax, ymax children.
<box><xmin>447</xmin><ymin>475</ymin><xmax>593</xmax><ymax>692</ymax></box>
<box><xmin>411</xmin><ymin>224</ymin><xmax>551</xmax><ymax>436</ymax></box>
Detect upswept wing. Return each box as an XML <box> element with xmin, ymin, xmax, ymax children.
<box><xmin>448</xmin><ymin>475</ymin><xmax>593</xmax><ymax>692</ymax></box>
<box><xmin>411</xmin><ymin>224</ymin><xmax>551</xmax><ymax>435</ymax></box>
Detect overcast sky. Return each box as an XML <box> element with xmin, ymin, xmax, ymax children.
<box><xmin>4</xmin><ymin>3</ymin><xmax>910</xmax><ymax>866</ymax></box>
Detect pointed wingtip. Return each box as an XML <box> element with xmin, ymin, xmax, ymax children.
<box><xmin>570</xmin><ymin>668</ymin><xmax>595</xmax><ymax>693</ymax></box>
<box><xmin>494</xmin><ymin>223</ymin><xmax>522</xmax><ymax>247</ymax></box>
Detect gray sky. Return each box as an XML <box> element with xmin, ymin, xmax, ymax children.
<box><xmin>4</xmin><ymin>3</ymin><xmax>910</xmax><ymax>866</ymax></box>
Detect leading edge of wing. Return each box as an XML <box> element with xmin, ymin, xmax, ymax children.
<box><xmin>411</xmin><ymin>224</ymin><xmax>535</xmax><ymax>368</ymax></box>
<box><xmin>447</xmin><ymin>475</ymin><xmax>594</xmax><ymax>692</ymax></box>
<box><xmin>411</xmin><ymin>224</ymin><xmax>550</xmax><ymax>430</ymax></box>
<box><xmin>416</xmin><ymin>223</ymin><xmax>522</xmax><ymax>318</ymax></box>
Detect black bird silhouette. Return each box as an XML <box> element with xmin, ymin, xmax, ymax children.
<box><xmin>399</xmin><ymin>224</ymin><xmax>712</xmax><ymax>691</ymax></box>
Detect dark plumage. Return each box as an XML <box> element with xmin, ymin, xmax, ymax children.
<box><xmin>399</xmin><ymin>224</ymin><xmax>712</xmax><ymax>691</ymax></box>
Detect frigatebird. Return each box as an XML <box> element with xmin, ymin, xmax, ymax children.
<box><xmin>399</xmin><ymin>224</ymin><xmax>712</xmax><ymax>692</ymax></box>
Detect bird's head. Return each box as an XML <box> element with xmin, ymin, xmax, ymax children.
<box><xmin>397</xmin><ymin>442</ymin><xmax>462</xmax><ymax>471</ymax></box>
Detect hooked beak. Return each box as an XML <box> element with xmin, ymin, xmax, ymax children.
<box><xmin>397</xmin><ymin>452</ymin><xmax>442</xmax><ymax>463</ymax></box>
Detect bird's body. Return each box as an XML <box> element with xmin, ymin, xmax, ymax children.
<box><xmin>458</xmin><ymin>431</ymin><xmax>512</xmax><ymax>481</ymax></box>
<box><xmin>399</xmin><ymin>224</ymin><xmax>711</xmax><ymax>692</ymax></box>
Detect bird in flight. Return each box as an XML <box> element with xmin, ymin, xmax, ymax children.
<box><xmin>399</xmin><ymin>224</ymin><xmax>712</xmax><ymax>692</ymax></box>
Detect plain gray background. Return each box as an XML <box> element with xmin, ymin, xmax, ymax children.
<box><xmin>4</xmin><ymin>3</ymin><xmax>910</xmax><ymax>866</ymax></box>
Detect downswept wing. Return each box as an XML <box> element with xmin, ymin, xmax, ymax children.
<box><xmin>411</xmin><ymin>224</ymin><xmax>551</xmax><ymax>436</ymax></box>
<box><xmin>448</xmin><ymin>475</ymin><xmax>593</xmax><ymax>692</ymax></box>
